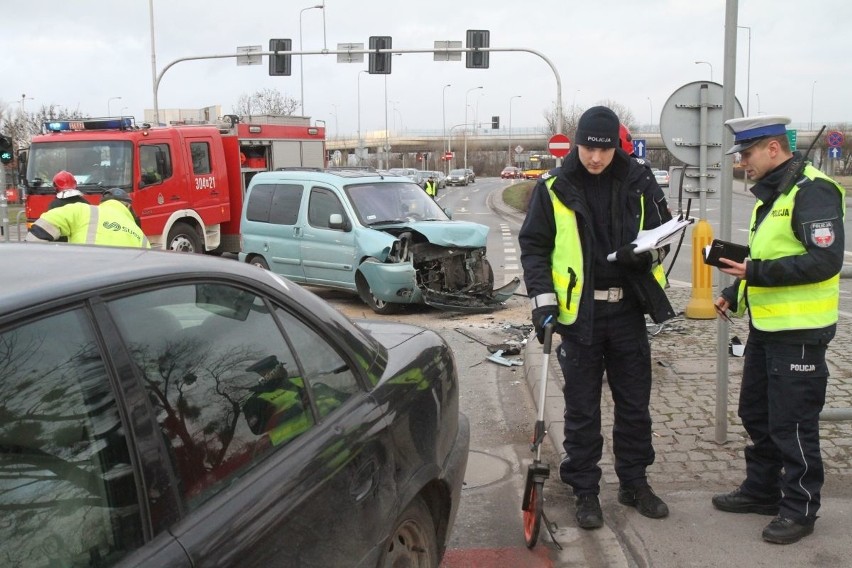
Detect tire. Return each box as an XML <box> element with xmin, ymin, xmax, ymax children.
<box><xmin>247</xmin><ymin>255</ymin><xmax>269</xmax><ymax>270</ymax></box>
<box><xmin>378</xmin><ymin>497</ymin><xmax>438</xmax><ymax>568</ymax></box>
<box><xmin>364</xmin><ymin>287</ymin><xmax>402</xmax><ymax>315</ymax></box>
<box><xmin>167</xmin><ymin>221</ymin><xmax>202</xmax><ymax>253</ymax></box>
<box><xmin>523</xmin><ymin>480</ymin><xmax>544</xmax><ymax>548</ymax></box>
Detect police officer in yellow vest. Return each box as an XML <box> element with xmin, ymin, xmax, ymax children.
<box><xmin>710</xmin><ymin>116</ymin><xmax>845</xmax><ymax>545</ymax></box>
<box><xmin>424</xmin><ymin>175</ymin><xmax>437</xmax><ymax>198</ymax></box>
<box><xmin>519</xmin><ymin>106</ymin><xmax>674</xmax><ymax>530</ymax></box>
<box><xmin>26</xmin><ymin>188</ymin><xmax>150</xmax><ymax>248</ymax></box>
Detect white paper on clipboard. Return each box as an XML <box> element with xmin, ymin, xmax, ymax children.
<box><xmin>606</xmin><ymin>215</ymin><xmax>694</xmax><ymax>262</ymax></box>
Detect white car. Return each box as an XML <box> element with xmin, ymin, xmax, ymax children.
<box><xmin>653</xmin><ymin>169</ymin><xmax>670</xmax><ymax>188</ymax></box>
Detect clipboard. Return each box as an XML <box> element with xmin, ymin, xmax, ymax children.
<box><xmin>703</xmin><ymin>239</ymin><xmax>749</xmax><ymax>267</ymax></box>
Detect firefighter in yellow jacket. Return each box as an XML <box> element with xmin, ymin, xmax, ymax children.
<box><xmin>26</xmin><ymin>188</ymin><xmax>150</xmax><ymax>248</ymax></box>
<box><xmin>710</xmin><ymin>115</ymin><xmax>845</xmax><ymax>545</ymax></box>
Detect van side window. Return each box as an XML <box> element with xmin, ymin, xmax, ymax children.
<box><xmin>247</xmin><ymin>184</ymin><xmax>303</xmax><ymax>225</ymax></box>
<box><xmin>190</xmin><ymin>142</ymin><xmax>211</xmax><ymax>175</ymax></box>
<box><xmin>0</xmin><ymin>309</ymin><xmax>143</xmax><ymax>566</ymax></box>
<box><xmin>308</xmin><ymin>187</ymin><xmax>346</xmax><ymax>230</ymax></box>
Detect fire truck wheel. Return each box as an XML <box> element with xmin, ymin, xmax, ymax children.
<box><xmin>247</xmin><ymin>256</ymin><xmax>270</xmax><ymax>270</ymax></box>
<box><xmin>167</xmin><ymin>222</ymin><xmax>203</xmax><ymax>253</ymax></box>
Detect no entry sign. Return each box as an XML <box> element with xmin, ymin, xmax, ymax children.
<box><xmin>548</xmin><ymin>133</ymin><xmax>571</xmax><ymax>158</ymax></box>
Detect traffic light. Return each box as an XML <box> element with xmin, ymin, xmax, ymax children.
<box><xmin>268</xmin><ymin>39</ymin><xmax>292</xmax><ymax>76</ymax></box>
<box><xmin>465</xmin><ymin>30</ymin><xmax>490</xmax><ymax>69</ymax></box>
<box><xmin>0</xmin><ymin>134</ymin><xmax>12</xmax><ymax>165</ymax></box>
<box><xmin>491</xmin><ymin>116</ymin><xmax>500</xmax><ymax>129</ymax></box>
<box><xmin>369</xmin><ymin>36</ymin><xmax>392</xmax><ymax>74</ymax></box>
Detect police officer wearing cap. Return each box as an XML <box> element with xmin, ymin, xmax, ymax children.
<box><xmin>26</xmin><ymin>188</ymin><xmax>150</xmax><ymax>248</ymax></box>
<box><xmin>519</xmin><ymin>106</ymin><xmax>674</xmax><ymax>530</ymax></box>
<box><xmin>710</xmin><ymin>116</ymin><xmax>845</xmax><ymax>544</ymax></box>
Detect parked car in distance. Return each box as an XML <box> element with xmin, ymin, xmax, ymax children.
<box><xmin>501</xmin><ymin>166</ymin><xmax>523</xmax><ymax>179</ymax></box>
<box><xmin>653</xmin><ymin>169</ymin><xmax>670</xmax><ymax>188</ymax></box>
<box><xmin>464</xmin><ymin>168</ymin><xmax>476</xmax><ymax>184</ymax></box>
<box><xmin>446</xmin><ymin>168</ymin><xmax>469</xmax><ymax>186</ymax></box>
<box><xmin>239</xmin><ymin>169</ymin><xmax>520</xmax><ymax>314</ymax></box>
<box><xmin>523</xmin><ymin>168</ymin><xmax>547</xmax><ymax>180</ymax></box>
<box><xmin>0</xmin><ymin>243</ymin><xmax>470</xmax><ymax>568</ymax></box>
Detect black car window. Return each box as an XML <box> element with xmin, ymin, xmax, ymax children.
<box><xmin>247</xmin><ymin>183</ymin><xmax>303</xmax><ymax>225</ymax></box>
<box><xmin>108</xmin><ymin>284</ymin><xmax>314</xmax><ymax>511</ymax></box>
<box><xmin>0</xmin><ymin>309</ymin><xmax>143</xmax><ymax>567</ymax></box>
<box><xmin>276</xmin><ymin>309</ymin><xmax>359</xmax><ymax>419</ymax></box>
<box><xmin>308</xmin><ymin>186</ymin><xmax>346</xmax><ymax>230</ymax></box>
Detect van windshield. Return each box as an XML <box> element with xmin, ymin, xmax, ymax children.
<box><xmin>345</xmin><ymin>182</ymin><xmax>450</xmax><ymax>225</ymax></box>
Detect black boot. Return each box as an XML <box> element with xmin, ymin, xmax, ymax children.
<box><xmin>618</xmin><ymin>484</ymin><xmax>669</xmax><ymax>519</ymax></box>
<box><xmin>712</xmin><ymin>488</ymin><xmax>780</xmax><ymax>515</ymax></box>
<box><xmin>762</xmin><ymin>516</ymin><xmax>815</xmax><ymax>544</ymax></box>
<box><xmin>575</xmin><ymin>494</ymin><xmax>603</xmax><ymax>530</ymax></box>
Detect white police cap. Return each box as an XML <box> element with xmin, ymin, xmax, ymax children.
<box><xmin>724</xmin><ymin>115</ymin><xmax>791</xmax><ymax>154</ymax></box>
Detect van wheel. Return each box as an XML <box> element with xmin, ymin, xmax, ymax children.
<box><xmin>247</xmin><ymin>255</ymin><xmax>269</xmax><ymax>270</ymax></box>
<box><xmin>167</xmin><ymin>222</ymin><xmax>202</xmax><ymax>253</ymax></box>
<box><xmin>356</xmin><ymin>272</ymin><xmax>401</xmax><ymax>315</ymax></box>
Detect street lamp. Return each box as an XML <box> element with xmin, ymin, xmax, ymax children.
<box><xmin>357</xmin><ymin>70</ymin><xmax>368</xmax><ymax>149</ymax></box>
<box><xmin>647</xmin><ymin>97</ymin><xmax>653</xmax><ymax>131</ymax></box>
<box><xmin>107</xmin><ymin>96</ymin><xmax>122</xmax><ymax>116</ymax></box>
<box><xmin>694</xmin><ymin>60</ymin><xmax>713</xmax><ymax>82</ymax></box>
<box><xmin>755</xmin><ymin>93</ymin><xmax>761</xmax><ymax>114</ymax></box>
<box><xmin>20</xmin><ymin>94</ymin><xmax>34</xmax><ymax>114</ymax></box>
<box><xmin>737</xmin><ymin>26</ymin><xmax>751</xmax><ymax>115</ymax></box>
<box><xmin>464</xmin><ymin>86</ymin><xmax>483</xmax><ymax>170</ymax></box>
<box><xmin>299</xmin><ymin>4</ymin><xmax>324</xmax><ymax>117</ymax></box>
<box><xmin>810</xmin><ymin>81</ymin><xmax>817</xmax><ymax>130</ymax></box>
<box><xmin>442</xmin><ymin>83</ymin><xmax>451</xmax><ymax>171</ymax></box>
<box><xmin>508</xmin><ymin>95</ymin><xmax>521</xmax><ymax>166</ymax></box>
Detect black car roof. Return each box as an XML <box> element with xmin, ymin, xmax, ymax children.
<box><xmin>1</xmin><ymin>244</ymin><xmax>317</xmax><ymax>321</ymax></box>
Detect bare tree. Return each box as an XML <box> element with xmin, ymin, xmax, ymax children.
<box><xmin>544</xmin><ymin>100</ymin><xmax>639</xmax><ymax>138</ymax></box>
<box><xmin>233</xmin><ymin>88</ymin><xmax>299</xmax><ymax>117</ymax></box>
<box><xmin>0</xmin><ymin>103</ymin><xmax>87</xmax><ymax>150</ymax></box>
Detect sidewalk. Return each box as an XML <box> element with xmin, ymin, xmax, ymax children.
<box><xmin>523</xmin><ymin>284</ymin><xmax>852</xmax><ymax>566</ymax></box>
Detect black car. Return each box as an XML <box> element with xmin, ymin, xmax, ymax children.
<box><xmin>0</xmin><ymin>243</ymin><xmax>469</xmax><ymax>567</ymax></box>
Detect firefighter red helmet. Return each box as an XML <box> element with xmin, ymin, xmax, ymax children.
<box><xmin>53</xmin><ymin>170</ymin><xmax>77</xmax><ymax>191</ymax></box>
<box><xmin>619</xmin><ymin>124</ymin><xmax>633</xmax><ymax>155</ymax></box>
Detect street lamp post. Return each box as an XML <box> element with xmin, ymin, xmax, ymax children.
<box><xmin>464</xmin><ymin>86</ymin><xmax>483</xmax><ymax>171</ymax></box>
<box><xmin>810</xmin><ymin>81</ymin><xmax>817</xmax><ymax>130</ymax></box>
<box><xmin>508</xmin><ymin>95</ymin><xmax>521</xmax><ymax>166</ymax></box>
<box><xmin>694</xmin><ymin>60</ymin><xmax>713</xmax><ymax>82</ymax></box>
<box><xmin>737</xmin><ymin>26</ymin><xmax>751</xmax><ymax>115</ymax></box>
<box><xmin>357</xmin><ymin>70</ymin><xmax>368</xmax><ymax>156</ymax></box>
<box><xmin>20</xmin><ymin>94</ymin><xmax>34</xmax><ymax>114</ymax></box>
<box><xmin>442</xmin><ymin>83</ymin><xmax>451</xmax><ymax>173</ymax></box>
<box><xmin>755</xmin><ymin>93</ymin><xmax>761</xmax><ymax>114</ymax></box>
<box><xmin>108</xmin><ymin>96</ymin><xmax>122</xmax><ymax>116</ymax></box>
<box><xmin>299</xmin><ymin>4</ymin><xmax>323</xmax><ymax>117</ymax></box>
<box><xmin>647</xmin><ymin>97</ymin><xmax>653</xmax><ymax>131</ymax></box>
<box><xmin>330</xmin><ymin>103</ymin><xmax>338</xmax><ymax>138</ymax></box>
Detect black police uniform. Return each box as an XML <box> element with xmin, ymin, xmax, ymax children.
<box><xmin>721</xmin><ymin>154</ymin><xmax>845</xmax><ymax>523</ymax></box>
<box><xmin>519</xmin><ymin>147</ymin><xmax>673</xmax><ymax>496</ymax></box>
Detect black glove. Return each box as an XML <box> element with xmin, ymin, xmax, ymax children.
<box><xmin>531</xmin><ymin>305</ymin><xmax>558</xmax><ymax>344</ymax></box>
<box><xmin>615</xmin><ymin>244</ymin><xmax>652</xmax><ymax>272</ymax></box>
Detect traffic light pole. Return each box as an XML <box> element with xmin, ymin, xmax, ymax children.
<box><xmin>0</xmin><ymin>165</ymin><xmax>8</xmax><ymax>242</ymax></box>
<box><xmin>153</xmin><ymin>46</ymin><xmax>563</xmax><ymax>136</ymax></box>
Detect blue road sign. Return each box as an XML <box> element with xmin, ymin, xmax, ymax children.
<box><xmin>633</xmin><ymin>139</ymin><xmax>646</xmax><ymax>158</ymax></box>
<box><xmin>828</xmin><ymin>147</ymin><xmax>842</xmax><ymax>159</ymax></box>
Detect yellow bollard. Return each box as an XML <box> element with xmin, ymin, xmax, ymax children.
<box><xmin>685</xmin><ymin>218</ymin><xmax>717</xmax><ymax>319</ymax></box>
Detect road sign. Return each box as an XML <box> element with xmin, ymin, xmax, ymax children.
<box><xmin>827</xmin><ymin>131</ymin><xmax>844</xmax><ymax>147</ymax></box>
<box><xmin>633</xmin><ymin>139</ymin><xmax>646</xmax><ymax>158</ymax></box>
<box><xmin>444</xmin><ymin>151</ymin><xmax>454</xmax><ymax>160</ymax></box>
<box><xmin>515</xmin><ymin>145</ymin><xmax>524</xmax><ymax>154</ymax></box>
<box><xmin>236</xmin><ymin>45</ymin><xmax>262</xmax><ymax>66</ymax></box>
<box><xmin>829</xmin><ymin>147</ymin><xmax>842</xmax><ymax>159</ymax></box>
<box><xmin>660</xmin><ymin>81</ymin><xmax>744</xmax><ymax>167</ymax></box>
<box><xmin>548</xmin><ymin>133</ymin><xmax>571</xmax><ymax>158</ymax></box>
<box><xmin>786</xmin><ymin>129</ymin><xmax>797</xmax><ymax>152</ymax></box>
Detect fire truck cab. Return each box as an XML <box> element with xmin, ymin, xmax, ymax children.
<box><xmin>21</xmin><ymin>115</ymin><xmax>326</xmax><ymax>253</ymax></box>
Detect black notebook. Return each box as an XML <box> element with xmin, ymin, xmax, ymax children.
<box><xmin>703</xmin><ymin>239</ymin><xmax>749</xmax><ymax>267</ymax></box>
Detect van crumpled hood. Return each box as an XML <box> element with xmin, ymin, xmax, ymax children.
<box><xmin>379</xmin><ymin>220</ymin><xmax>489</xmax><ymax>248</ymax></box>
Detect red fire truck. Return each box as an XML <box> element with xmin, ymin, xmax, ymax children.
<box><xmin>20</xmin><ymin>115</ymin><xmax>326</xmax><ymax>253</ymax></box>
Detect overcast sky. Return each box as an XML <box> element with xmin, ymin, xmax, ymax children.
<box><xmin>2</xmin><ymin>0</ymin><xmax>850</xmax><ymax>136</ymax></box>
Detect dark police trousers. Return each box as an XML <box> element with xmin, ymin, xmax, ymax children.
<box><xmin>739</xmin><ymin>336</ymin><xmax>828</xmax><ymax>522</ymax></box>
<box><xmin>556</xmin><ymin>299</ymin><xmax>655</xmax><ymax>495</ymax></box>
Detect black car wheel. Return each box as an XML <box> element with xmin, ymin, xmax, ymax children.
<box><xmin>379</xmin><ymin>497</ymin><xmax>438</xmax><ymax>568</ymax></box>
<box><xmin>167</xmin><ymin>222</ymin><xmax>202</xmax><ymax>253</ymax></box>
<box><xmin>247</xmin><ymin>255</ymin><xmax>269</xmax><ymax>270</ymax></box>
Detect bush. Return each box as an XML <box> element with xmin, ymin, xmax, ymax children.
<box><xmin>502</xmin><ymin>181</ymin><xmax>535</xmax><ymax>213</ymax></box>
